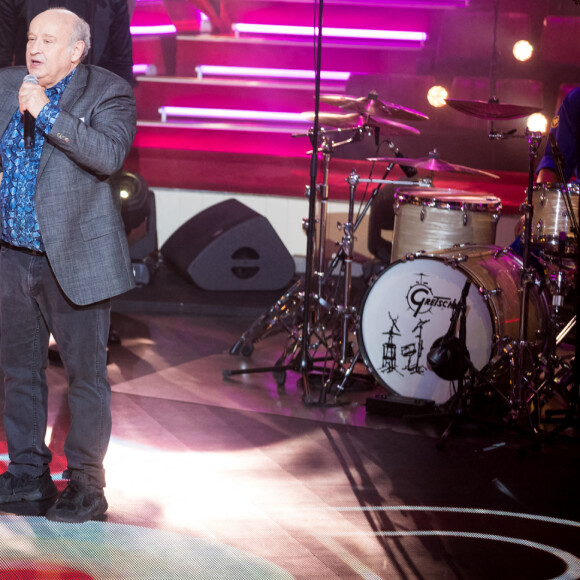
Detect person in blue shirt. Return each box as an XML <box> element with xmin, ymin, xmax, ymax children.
<box><xmin>0</xmin><ymin>8</ymin><xmax>136</xmax><ymax>523</ymax></box>
<box><xmin>537</xmin><ymin>87</ymin><xmax>580</xmax><ymax>184</ymax></box>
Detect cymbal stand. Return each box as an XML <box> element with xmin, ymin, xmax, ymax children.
<box><xmin>316</xmin><ymin>170</ymin><xmax>431</xmax><ymax>404</ymax></box>
<box><xmin>508</xmin><ymin>130</ymin><xmax>545</xmax><ymax>428</ymax></box>
<box><xmin>227</xmin><ymin>128</ymin><xmax>366</xmax><ymax>359</ymax></box>
<box><xmin>527</xmin><ymin>137</ymin><xmax>579</xmax><ymax>439</ymax></box>
<box><xmin>487</xmin><ymin>129</ymin><xmax>545</xmax><ymax>429</ymax></box>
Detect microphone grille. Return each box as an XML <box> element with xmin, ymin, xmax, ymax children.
<box><xmin>23</xmin><ymin>74</ymin><xmax>38</xmax><ymax>84</ymax></box>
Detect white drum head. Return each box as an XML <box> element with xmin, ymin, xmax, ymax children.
<box><xmin>358</xmin><ymin>258</ymin><xmax>494</xmax><ymax>405</ymax></box>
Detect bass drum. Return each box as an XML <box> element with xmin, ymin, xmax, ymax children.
<box><xmin>358</xmin><ymin>245</ymin><xmax>549</xmax><ymax>406</ymax></box>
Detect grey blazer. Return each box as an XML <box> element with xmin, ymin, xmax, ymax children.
<box><xmin>0</xmin><ymin>64</ymin><xmax>137</xmax><ymax>305</ymax></box>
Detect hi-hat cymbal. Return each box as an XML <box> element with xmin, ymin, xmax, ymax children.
<box><xmin>302</xmin><ymin>112</ymin><xmax>421</xmax><ymax>136</ymax></box>
<box><xmin>321</xmin><ymin>92</ymin><xmax>429</xmax><ymax>122</ymax></box>
<box><xmin>445</xmin><ymin>98</ymin><xmax>542</xmax><ymax>120</ymax></box>
<box><xmin>368</xmin><ymin>151</ymin><xmax>500</xmax><ymax>179</ymax></box>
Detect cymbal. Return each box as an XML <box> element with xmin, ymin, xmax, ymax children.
<box><xmin>302</xmin><ymin>112</ymin><xmax>421</xmax><ymax>136</ymax></box>
<box><xmin>445</xmin><ymin>98</ymin><xmax>542</xmax><ymax>120</ymax></box>
<box><xmin>321</xmin><ymin>92</ymin><xmax>429</xmax><ymax>122</ymax></box>
<box><xmin>368</xmin><ymin>151</ymin><xmax>500</xmax><ymax>179</ymax></box>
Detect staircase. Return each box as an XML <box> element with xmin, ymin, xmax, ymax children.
<box><xmin>126</xmin><ymin>0</ymin><xmax>496</xmax><ymax>201</ymax></box>
<box><xmin>122</xmin><ymin>0</ymin><xmax>579</xmax><ymax>260</ymax></box>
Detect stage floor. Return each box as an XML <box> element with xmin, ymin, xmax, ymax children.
<box><xmin>0</xmin><ymin>269</ymin><xmax>578</xmax><ymax>579</ymax></box>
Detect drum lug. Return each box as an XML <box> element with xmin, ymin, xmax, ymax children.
<box><xmin>443</xmin><ymin>253</ymin><xmax>468</xmax><ymax>267</ymax></box>
<box><xmin>481</xmin><ymin>287</ymin><xmax>502</xmax><ymax>299</ymax></box>
<box><xmin>403</xmin><ymin>251</ymin><xmax>421</xmax><ymax>261</ymax></box>
<box><xmin>536</xmin><ymin>218</ymin><xmax>543</xmax><ymax>235</ymax></box>
<box><xmin>462</xmin><ymin>211</ymin><xmax>468</xmax><ymax>226</ymax></box>
<box><xmin>540</xmin><ymin>192</ymin><xmax>546</xmax><ymax>206</ymax></box>
<box><xmin>393</xmin><ymin>201</ymin><xmax>400</xmax><ymax>214</ymax></box>
<box><xmin>420</xmin><ymin>207</ymin><xmax>426</xmax><ymax>222</ymax></box>
<box><xmin>492</xmin><ymin>212</ymin><xmax>500</xmax><ymax>224</ymax></box>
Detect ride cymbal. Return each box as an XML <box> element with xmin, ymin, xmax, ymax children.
<box><xmin>445</xmin><ymin>98</ymin><xmax>542</xmax><ymax>120</ymax></box>
<box><xmin>368</xmin><ymin>151</ymin><xmax>500</xmax><ymax>179</ymax></box>
<box><xmin>321</xmin><ymin>91</ymin><xmax>429</xmax><ymax>122</ymax></box>
<box><xmin>302</xmin><ymin>112</ymin><xmax>421</xmax><ymax>136</ymax></box>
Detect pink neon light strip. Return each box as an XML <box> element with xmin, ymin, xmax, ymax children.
<box><xmin>159</xmin><ymin>106</ymin><xmax>309</xmax><ymax>123</ymax></box>
<box><xmin>232</xmin><ymin>23</ymin><xmax>427</xmax><ymax>42</ymax></box>
<box><xmin>133</xmin><ymin>64</ymin><xmax>151</xmax><ymax>74</ymax></box>
<box><xmin>195</xmin><ymin>65</ymin><xmax>350</xmax><ymax>81</ymax></box>
<box><xmin>130</xmin><ymin>24</ymin><xmax>177</xmax><ymax>35</ymax></box>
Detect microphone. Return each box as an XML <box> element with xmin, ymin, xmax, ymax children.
<box><xmin>22</xmin><ymin>74</ymin><xmax>38</xmax><ymax>150</ymax></box>
<box><xmin>387</xmin><ymin>141</ymin><xmax>418</xmax><ymax>179</ymax></box>
<box><xmin>427</xmin><ymin>279</ymin><xmax>471</xmax><ymax>380</ymax></box>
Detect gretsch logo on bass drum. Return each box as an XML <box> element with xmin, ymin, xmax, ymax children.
<box><xmin>406</xmin><ymin>274</ymin><xmax>458</xmax><ymax>317</ymax></box>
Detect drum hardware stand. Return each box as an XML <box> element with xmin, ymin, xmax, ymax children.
<box><xmin>228</xmin><ymin>125</ymin><xmax>394</xmax><ymax>360</ymax></box>
<box><xmin>487</xmin><ymin>129</ymin><xmax>546</xmax><ymax>430</ymax></box>
<box><xmin>316</xmin><ymin>169</ymin><xmax>431</xmax><ymax>404</ymax></box>
<box><xmin>413</xmin><ymin>280</ymin><xmax>504</xmax><ymax>448</ymax></box>
<box><xmin>522</xmin><ymin>138</ymin><xmax>580</xmax><ymax>443</ymax></box>
<box><xmin>226</xmin><ymin>128</ymin><xmax>425</xmax><ymax>401</ymax></box>
<box><xmin>224</xmin><ymin>0</ymin><xmax>330</xmax><ymax>404</ymax></box>
<box><xmin>425</xmin><ymin>280</ymin><xmax>499</xmax><ymax>447</ymax></box>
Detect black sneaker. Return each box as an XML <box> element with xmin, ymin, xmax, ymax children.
<box><xmin>45</xmin><ymin>480</ymin><xmax>108</xmax><ymax>523</ymax></box>
<box><xmin>0</xmin><ymin>470</ymin><xmax>57</xmax><ymax>503</ymax></box>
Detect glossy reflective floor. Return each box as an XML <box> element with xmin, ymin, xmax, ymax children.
<box><xmin>0</xmin><ymin>267</ymin><xmax>579</xmax><ymax>580</ymax></box>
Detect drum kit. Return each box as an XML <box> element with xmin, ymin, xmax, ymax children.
<box><xmin>226</xmin><ymin>90</ymin><xmax>578</xmax><ymax>442</ymax></box>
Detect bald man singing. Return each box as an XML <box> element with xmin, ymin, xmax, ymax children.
<box><xmin>0</xmin><ymin>8</ymin><xmax>136</xmax><ymax>522</ymax></box>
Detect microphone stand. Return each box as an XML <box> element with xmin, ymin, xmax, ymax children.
<box><xmin>437</xmin><ymin>283</ymin><xmax>469</xmax><ymax>449</ymax></box>
<box><xmin>425</xmin><ymin>279</ymin><xmax>506</xmax><ymax>449</ymax></box>
<box><xmin>298</xmin><ymin>0</ymin><xmax>325</xmax><ymax>404</ymax></box>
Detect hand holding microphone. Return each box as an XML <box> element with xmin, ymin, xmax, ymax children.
<box><xmin>19</xmin><ymin>74</ymin><xmax>49</xmax><ymax>149</ymax></box>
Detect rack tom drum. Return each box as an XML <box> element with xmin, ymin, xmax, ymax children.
<box><xmin>391</xmin><ymin>189</ymin><xmax>502</xmax><ymax>262</ymax></box>
<box><xmin>530</xmin><ymin>183</ymin><xmax>579</xmax><ymax>256</ymax></box>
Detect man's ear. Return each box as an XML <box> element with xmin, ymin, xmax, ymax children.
<box><xmin>71</xmin><ymin>40</ymin><xmax>85</xmax><ymax>63</ymax></box>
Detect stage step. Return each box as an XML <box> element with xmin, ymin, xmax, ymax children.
<box><xmin>175</xmin><ymin>35</ymin><xmax>428</xmax><ymax>77</ymax></box>
<box><xmin>133</xmin><ymin>76</ymin><xmax>346</xmax><ymax>121</ymax></box>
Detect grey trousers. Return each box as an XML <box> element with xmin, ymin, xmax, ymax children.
<box><xmin>0</xmin><ymin>245</ymin><xmax>111</xmax><ymax>488</ymax></box>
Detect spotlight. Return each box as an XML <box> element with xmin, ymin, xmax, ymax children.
<box><xmin>527</xmin><ymin>112</ymin><xmax>548</xmax><ymax>133</ymax></box>
<box><xmin>427</xmin><ymin>85</ymin><xmax>448</xmax><ymax>108</ymax></box>
<box><xmin>118</xmin><ymin>171</ymin><xmax>158</xmax><ymax>285</ymax></box>
<box><xmin>513</xmin><ymin>40</ymin><xmax>533</xmax><ymax>62</ymax></box>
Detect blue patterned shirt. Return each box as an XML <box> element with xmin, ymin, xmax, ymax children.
<box><xmin>0</xmin><ymin>69</ymin><xmax>76</xmax><ymax>251</ymax></box>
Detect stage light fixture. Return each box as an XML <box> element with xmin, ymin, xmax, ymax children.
<box><xmin>427</xmin><ymin>85</ymin><xmax>448</xmax><ymax>108</ymax></box>
<box><xmin>118</xmin><ymin>171</ymin><xmax>158</xmax><ymax>285</ymax></box>
<box><xmin>513</xmin><ymin>40</ymin><xmax>533</xmax><ymax>62</ymax></box>
<box><xmin>527</xmin><ymin>113</ymin><xmax>548</xmax><ymax>133</ymax></box>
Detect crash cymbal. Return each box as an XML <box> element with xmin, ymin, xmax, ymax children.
<box><xmin>445</xmin><ymin>98</ymin><xmax>542</xmax><ymax>120</ymax></box>
<box><xmin>321</xmin><ymin>92</ymin><xmax>429</xmax><ymax>122</ymax></box>
<box><xmin>302</xmin><ymin>112</ymin><xmax>421</xmax><ymax>136</ymax></box>
<box><xmin>368</xmin><ymin>151</ymin><xmax>500</xmax><ymax>179</ymax></box>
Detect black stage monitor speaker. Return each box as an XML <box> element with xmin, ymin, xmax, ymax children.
<box><xmin>161</xmin><ymin>199</ymin><xmax>295</xmax><ymax>291</ymax></box>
